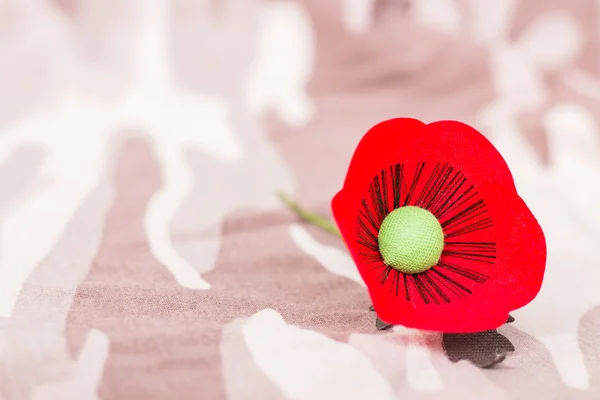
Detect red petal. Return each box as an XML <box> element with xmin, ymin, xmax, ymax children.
<box><xmin>340</xmin><ymin>119</ymin><xmax>517</xmax><ymax>200</ymax></box>
<box><xmin>482</xmin><ymin>184</ymin><xmax>546</xmax><ymax>311</ymax></box>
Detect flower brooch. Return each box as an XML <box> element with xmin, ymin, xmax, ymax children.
<box><xmin>280</xmin><ymin>118</ymin><xmax>546</xmax><ymax>368</ymax></box>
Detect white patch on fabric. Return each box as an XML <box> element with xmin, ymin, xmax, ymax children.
<box><xmin>467</xmin><ymin>0</ymin><xmax>517</xmax><ymax>45</ymax></box>
<box><xmin>538</xmin><ymin>334</ymin><xmax>589</xmax><ymax>389</ymax></box>
<box><xmin>30</xmin><ymin>329</ymin><xmax>110</xmax><ymax>400</ymax></box>
<box><xmin>145</xmin><ymin>142</ymin><xmax>210</xmax><ymax>290</ymax></box>
<box><xmin>0</xmin><ymin>0</ymin><xmax>248</xmax><ymax>313</ymax></box>
<box><xmin>474</xmin><ymin>6</ymin><xmax>582</xmax><ymax>137</ymax></box>
<box><xmin>221</xmin><ymin>318</ymin><xmax>285</xmax><ymax>400</ymax></box>
<box><xmin>124</xmin><ymin>0</ymin><xmax>243</xmax><ymax>290</ymax></box>
<box><xmin>0</xmin><ymin>98</ymin><xmax>113</xmax><ymax>318</ymax></box>
<box><xmin>491</xmin><ymin>103</ymin><xmax>600</xmax><ymax>389</ymax></box>
<box><xmin>342</xmin><ymin>0</ymin><xmax>376</xmax><ymax>34</ymax></box>
<box><xmin>243</xmin><ymin>1</ymin><xmax>315</xmax><ymax>127</ymax></box>
<box><xmin>516</xmin><ymin>12</ymin><xmax>583</xmax><ymax>71</ymax></box>
<box><xmin>405</xmin><ymin>334</ymin><xmax>443</xmax><ymax>392</ymax></box>
<box><xmin>411</xmin><ymin>0</ymin><xmax>462</xmax><ymax>35</ymax></box>
<box><xmin>242</xmin><ymin>309</ymin><xmax>396</xmax><ymax>400</ymax></box>
<box><xmin>289</xmin><ymin>223</ymin><xmax>365</xmax><ymax>287</ymax></box>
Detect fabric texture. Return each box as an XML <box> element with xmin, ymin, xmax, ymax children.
<box><xmin>0</xmin><ymin>0</ymin><xmax>599</xmax><ymax>398</ymax></box>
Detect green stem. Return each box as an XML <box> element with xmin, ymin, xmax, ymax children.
<box><xmin>277</xmin><ymin>192</ymin><xmax>342</xmax><ymax>238</ymax></box>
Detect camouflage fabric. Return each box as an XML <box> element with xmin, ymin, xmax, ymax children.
<box><xmin>0</xmin><ymin>0</ymin><xmax>599</xmax><ymax>398</ymax></box>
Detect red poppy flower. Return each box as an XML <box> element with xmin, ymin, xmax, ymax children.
<box><xmin>331</xmin><ymin>118</ymin><xmax>546</xmax><ymax>333</ymax></box>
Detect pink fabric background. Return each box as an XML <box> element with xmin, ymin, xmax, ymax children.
<box><xmin>0</xmin><ymin>0</ymin><xmax>599</xmax><ymax>398</ymax></box>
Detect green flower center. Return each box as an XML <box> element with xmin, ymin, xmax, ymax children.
<box><xmin>378</xmin><ymin>206</ymin><xmax>444</xmax><ymax>274</ymax></box>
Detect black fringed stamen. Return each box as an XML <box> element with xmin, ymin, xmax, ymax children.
<box><xmin>415</xmin><ymin>163</ymin><xmax>443</xmax><ymax>207</ymax></box>
<box><xmin>445</xmin><ymin>218</ymin><xmax>493</xmax><ymax>238</ymax></box>
<box><xmin>357</xmin><ymin>238</ymin><xmax>380</xmax><ymax>253</ymax></box>
<box><xmin>374</xmin><ymin>175</ymin><xmax>387</xmax><ymax>222</ymax></box>
<box><xmin>442</xmin><ymin>253</ymin><xmax>496</xmax><ymax>265</ymax></box>
<box><xmin>411</xmin><ymin>274</ymin><xmax>431</xmax><ymax>304</ymax></box>
<box><xmin>404</xmin><ymin>162</ymin><xmax>425</xmax><ymax>206</ymax></box>
<box><xmin>381</xmin><ymin>169</ymin><xmax>389</xmax><ymax>215</ymax></box>
<box><xmin>437</xmin><ymin>260</ymin><xmax>489</xmax><ymax>284</ymax></box>
<box><xmin>431</xmin><ymin>176</ymin><xmax>467</xmax><ymax>218</ymax></box>
<box><xmin>436</xmin><ymin>185</ymin><xmax>477</xmax><ymax>220</ymax></box>
<box><xmin>416</xmin><ymin>273</ymin><xmax>440</xmax><ymax>305</ymax></box>
<box><xmin>425</xmin><ymin>165</ymin><xmax>455</xmax><ymax>212</ymax></box>
<box><xmin>429</xmin><ymin>170</ymin><xmax>462</xmax><ymax>215</ymax></box>
<box><xmin>431</xmin><ymin>268</ymin><xmax>473</xmax><ymax>295</ymax></box>
<box><xmin>444</xmin><ymin>241</ymin><xmax>497</xmax><ymax>247</ymax></box>
<box><xmin>442</xmin><ymin>250</ymin><xmax>496</xmax><ymax>261</ymax></box>
<box><xmin>357</xmin><ymin>218</ymin><xmax>378</xmax><ymax>244</ymax></box>
<box><xmin>429</xmin><ymin>269</ymin><xmax>466</xmax><ymax>299</ymax></box>
<box><xmin>378</xmin><ymin>266</ymin><xmax>392</xmax><ymax>285</ymax></box>
<box><xmin>391</xmin><ymin>164</ymin><xmax>402</xmax><ymax>209</ymax></box>
<box><xmin>442</xmin><ymin>199</ymin><xmax>487</xmax><ymax>229</ymax></box>
<box><xmin>422</xmin><ymin>272</ymin><xmax>452</xmax><ymax>303</ymax></box>
<box><xmin>359</xmin><ymin>251</ymin><xmax>385</xmax><ymax>263</ymax></box>
<box><xmin>355</xmin><ymin>162</ymin><xmax>496</xmax><ymax>305</ymax></box>
<box><xmin>368</xmin><ymin>263</ymin><xmax>387</xmax><ymax>271</ymax></box>
<box><xmin>360</xmin><ymin>199</ymin><xmax>379</xmax><ymax>233</ymax></box>
<box><xmin>368</xmin><ymin>181</ymin><xmax>384</xmax><ymax>225</ymax></box>
<box><xmin>391</xmin><ymin>269</ymin><xmax>401</xmax><ymax>296</ymax></box>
